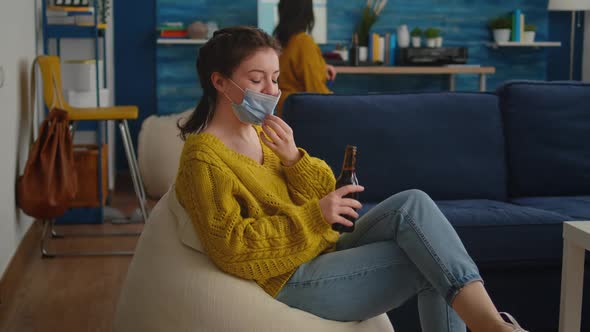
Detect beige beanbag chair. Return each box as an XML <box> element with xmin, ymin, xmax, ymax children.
<box><xmin>113</xmin><ymin>187</ymin><xmax>395</xmax><ymax>332</ymax></box>
<box><xmin>137</xmin><ymin>110</ymin><xmax>191</xmax><ymax>198</ymax></box>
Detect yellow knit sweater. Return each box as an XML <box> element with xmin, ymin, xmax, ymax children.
<box><xmin>277</xmin><ymin>32</ymin><xmax>331</xmax><ymax>115</ymax></box>
<box><xmin>175</xmin><ymin>127</ymin><xmax>340</xmax><ymax>297</ymax></box>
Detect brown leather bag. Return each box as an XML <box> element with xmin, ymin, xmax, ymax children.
<box><xmin>16</xmin><ymin>108</ymin><xmax>78</xmax><ymax>219</ymax></box>
<box><xmin>16</xmin><ymin>59</ymin><xmax>77</xmax><ymax>220</ymax></box>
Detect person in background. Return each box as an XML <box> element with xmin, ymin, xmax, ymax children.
<box><xmin>273</xmin><ymin>0</ymin><xmax>336</xmax><ymax>116</ymax></box>
<box><xmin>175</xmin><ymin>26</ymin><xmax>529</xmax><ymax>332</ymax></box>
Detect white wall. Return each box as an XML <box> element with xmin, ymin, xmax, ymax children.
<box><xmin>584</xmin><ymin>12</ymin><xmax>590</xmax><ymax>81</ymax></box>
<box><xmin>0</xmin><ymin>1</ymin><xmax>37</xmax><ymax>277</ymax></box>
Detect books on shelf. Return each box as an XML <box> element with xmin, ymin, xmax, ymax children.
<box><xmin>158</xmin><ymin>22</ymin><xmax>188</xmax><ymax>38</ymax></box>
<box><xmin>511</xmin><ymin>9</ymin><xmax>525</xmax><ymax>42</ymax></box>
<box><xmin>47</xmin><ymin>5</ymin><xmax>93</xmax><ymax>12</ymax></box>
<box><xmin>368</xmin><ymin>32</ymin><xmax>397</xmax><ymax>65</ymax></box>
<box><xmin>160</xmin><ymin>30</ymin><xmax>188</xmax><ymax>38</ymax></box>
<box><xmin>46</xmin><ymin>5</ymin><xmax>102</xmax><ymax>26</ymax></box>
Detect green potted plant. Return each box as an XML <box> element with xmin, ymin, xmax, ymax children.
<box><xmin>410</xmin><ymin>27</ymin><xmax>422</xmax><ymax>47</ymax></box>
<box><xmin>523</xmin><ymin>24</ymin><xmax>537</xmax><ymax>43</ymax></box>
<box><xmin>424</xmin><ymin>27</ymin><xmax>440</xmax><ymax>48</ymax></box>
<box><xmin>488</xmin><ymin>16</ymin><xmax>512</xmax><ymax>43</ymax></box>
<box><xmin>355</xmin><ymin>0</ymin><xmax>388</xmax><ymax>61</ymax></box>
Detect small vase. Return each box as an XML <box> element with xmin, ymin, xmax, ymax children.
<box><xmin>397</xmin><ymin>25</ymin><xmax>410</xmax><ymax>48</ymax></box>
<box><xmin>426</xmin><ymin>38</ymin><xmax>436</xmax><ymax>48</ymax></box>
<box><xmin>493</xmin><ymin>29</ymin><xmax>511</xmax><ymax>43</ymax></box>
<box><xmin>435</xmin><ymin>37</ymin><xmax>443</xmax><ymax>47</ymax></box>
<box><xmin>411</xmin><ymin>36</ymin><xmax>421</xmax><ymax>48</ymax></box>
<box><xmin>335</xmin><ymin>49</ymin><xmax>349</xmax><ymax>61</ymax></box>
<box><xmin>523</xmin><ymin>31</ymin><xmax>536</xmax><ymax>43</ymax></box>
<box><xmin>359</xmin><ymin>46</ymin><xmax>368</xmax><ymax>62</ymax></box>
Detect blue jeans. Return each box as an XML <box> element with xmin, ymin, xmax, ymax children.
<box><xmin>276</xmin><ymin>190</ymin><xmax>481</xmax><ymax>332</ymax></box>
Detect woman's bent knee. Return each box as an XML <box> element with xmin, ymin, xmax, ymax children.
<box><xmin>396</xmin><ymin>189</ymin><xmax>431</xmax><ymax>203</ymax></box>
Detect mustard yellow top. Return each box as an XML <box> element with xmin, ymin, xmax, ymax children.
<box><xmin>277</xmin><ymin>32</ymin><xmax>331</xmax><ymax>115</ymax></box>
<box><xmin>175</xmin><ymin>127</ymin><xmax>339</xmax><ymax>297</ymax></box>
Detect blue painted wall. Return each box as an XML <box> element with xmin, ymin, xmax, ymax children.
<box><xmin>114</xmin><ymin>0</ymin><xmax>156</xmax><ymax>169</ymax></box>
<box><xmin>154</xmin><ymin>0</ymin><xmax>584</xmax><ymax>115</ymax></box>
<box><xmin>114</xmin><ymin>0</ymin><xmax>585</xmax><ymax>168</ymax></box>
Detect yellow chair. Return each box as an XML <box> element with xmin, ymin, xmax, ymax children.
<box><xmin>34</xmin><ymin>55</ymin><xmax>148</xmax><ymax>256</ymax></box>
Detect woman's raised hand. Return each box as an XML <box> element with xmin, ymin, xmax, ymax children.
<box><xmin>260</xmin><ymin>115</ymin><xmax>302</xmax><ymax>167</ymax></box>
<box><xmin>319</xmin><ymin>185</ymin><xmax>364</xmax><ymax>227</ymax></box>
<box><xmin>326</xmin><ymin>64</ymin><xmax>337</xmax><ymax>81</ymax></box>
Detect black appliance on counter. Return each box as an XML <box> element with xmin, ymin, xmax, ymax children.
<box><xmin>396</xmin><ymin>47</ymin><xmax>468</xmax><ymax>66</ymax></box>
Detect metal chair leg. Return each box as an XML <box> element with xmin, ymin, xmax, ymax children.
<box><xmin>41</xmin><ymin>219</ymin><xmax>136</xmax><ymax>258</ymax></box>
<box><xmin>118</xmin><ymin>120</ymin><xmax>149</xmax><ymax>222</ymax></box>
<box><xmin>122</xmin><ymin>120</ymin><xmax>148</xmax><ymax>203</ymax></box>
<box><xmin>41</xmin><ymin>219</ymin><xmax>55</xmax><ymax>258</ymax></box>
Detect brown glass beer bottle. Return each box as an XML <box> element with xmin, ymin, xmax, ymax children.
<box><xmin>332</xmin><ymin>145</ymin><xmax>359</xmax><ymax>233</ymax></box>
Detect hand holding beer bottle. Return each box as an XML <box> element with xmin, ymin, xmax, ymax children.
<box><xmin>318</xmin><ymin>145</ymin><xmax>364</xmax><ymax>233</ymax></box>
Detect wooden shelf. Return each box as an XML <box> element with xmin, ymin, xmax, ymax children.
<box><xmin>487</xmin><ymin>41</ymin><xmax>562</xmax><ymax>48</ymax></box>
<box><xmin>335</xmin><ymin>66</ymin><xmax>496</xmax><ymax>75</ymax></box>
<box><xmin>157</xmin><ymin>38</ymin><xmax>208</xmax><ymax>45</ymax></box>
<box><xmin>46</xmin><ymin>25</ymin><xmax>106</xmax><ymax>38</ymax></box>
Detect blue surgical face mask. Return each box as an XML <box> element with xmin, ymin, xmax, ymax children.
<box><xmin>224</xmin><ymin>79</ymin><xmax>281</xmax><ymax>125</ymax></box>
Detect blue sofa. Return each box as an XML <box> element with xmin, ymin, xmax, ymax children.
<box><xmin>282</xmin><ymin>81</ymin><xmax>590</xmax><ymax>332</ymax></box>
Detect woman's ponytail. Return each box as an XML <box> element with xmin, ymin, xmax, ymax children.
<box><xmin>178</xmin><ymin>96</ymin><xmax>212</xmax><ymax>140</ymax></box>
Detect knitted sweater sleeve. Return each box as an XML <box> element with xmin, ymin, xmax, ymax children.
<box><xmin>176</xmin><ymin>157</ymin><xmax>339</xmax><ymax>281</ymax></box>
<box><xmin>282</xmin><ymin>148</ymin><xmax>336</xmax><ymax>204</ymax></box>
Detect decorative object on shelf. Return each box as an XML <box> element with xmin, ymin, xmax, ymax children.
<box><xmin>206</xmin><ymin>21</ymin><xmax>219</xmax><ymax>39</ymax></box>
<box><xmin>355</xmin><ymin>0</ymin><xmax>388</xmax><ymax>47</ymax></box>
<box><xmin>98</xmin><ymin>0</ymin><xmax>110</xmax><ymax>24</ymax></box>
<box><xmin>396</xmin><ymin>24</ymin><xmax>410</xmax><ymax>48</ymax></box>
<box><xmin>548</xmin><ymin>0</ymin><xmax>590</xmax><ymax>80</ymax></box>
<box><xmin>435</xmin><ymin>35</ymin><xmax>443</xmax><ymax>47</ymax></box>
<box><xmin>424</xmin><ymin>27</ymin><xmax>441</xmax><ymax>48</ymax></box>
<box><xmin>523</xmin><ymin>24</ymin><xmax>536</xmax><ymax>43</ymax></box>
<box><xmin>187</xmin><ymin>21</ymin><xmax>208</xmax><ymax>39</ymax></box>
<box><xmin>348</xmin><ymin>34</ymin><xmax>359</xmax><ymax>65</ymax></box>
<box><xmin>488</xmin><ymin>15</ymin><xmax>512</xmax><ymax>43</ymax></box>
<box><xmin>359</xmin><ymin>46</ymin><xmax>368</xmax><ymax>62</ymax></box>
<box><xmin>334</xmin><ymin>43</ymin><xmax>349</xmax><ymax>62</ymax></box>
<box><xmin>410</xmin><ymin>27</ymin><xmax>422</xmax><ymax>47</ymax></box>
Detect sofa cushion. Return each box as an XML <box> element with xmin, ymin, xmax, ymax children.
<box><xmin>358</xmin><ymin>199</ymin><xmax>570</xmax><ymax>264</ymax></box>
<box><xmin>497</xmin><ymin>81</ymin><xmax>590</xmax><ymax>197</ymax></box>
<box><xmin>511</xmin><ymin>196</ymin><xmax>590</xmax><ymax>220</ymax></box>
<box><xmin>437</xmin><ymin>199</ymin><xmax>570</xmax><ymax>264</ymax></box>
<box><xmin>283</xmin><ymin>93</ymin><xmax>507</xmax><ymax>202</ymax></box>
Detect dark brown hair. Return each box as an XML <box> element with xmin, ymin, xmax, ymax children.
<box><xmin>273</xmin><ymin>0</ymin><xmax>315</xmax><ymax>46</ymax></box>
<box><xmin>178</xmin><ymin>26</ymin><xmax>281</xmax><ymax>140</ymax></box>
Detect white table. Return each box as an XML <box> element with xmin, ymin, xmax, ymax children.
<box><xmin>559</xmin><ymin>221</ymin><xmax>590</xmax><ymax>332</ymax></box>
